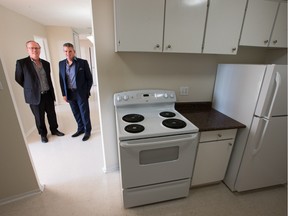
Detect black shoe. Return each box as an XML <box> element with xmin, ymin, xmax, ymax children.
<box><xmin>82</xmin><ymin>133</ymin><xmax>90</xmax><ymax>141</ymax></box>
<box><xmin>52</xmin><ymin>130</ymin><xmax>65</xmax><ymax>136</ymax></box>
<box><xmin>72</xmin><ymin>131</ymin><xmax>84</xmax><ymax>137</ymax></box>
<box><xmin>41</xmin><ymin>136</ymin><xmax>48</xmax><ymax>143</ymax></box>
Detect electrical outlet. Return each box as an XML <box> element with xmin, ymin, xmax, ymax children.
<box><xmin>180</xmin><ymin>86</ymin><xmax>189</xmax><ymax>96</ymax></box>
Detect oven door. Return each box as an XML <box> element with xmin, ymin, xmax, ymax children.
<box><xmin>119</xmin><ymin>133</ymin><xmax>198</xmax><ymax>189</ymax></box>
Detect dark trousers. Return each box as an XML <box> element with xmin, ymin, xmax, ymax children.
<box><xmin>30</xmin><ymin>91</ymin><xmax>58</xmax><ymax>136</ymax></box>
<box><xmin>68</xmin><ymin>90</ymin><xmax>91</xmax><ymax>134</ymax></box>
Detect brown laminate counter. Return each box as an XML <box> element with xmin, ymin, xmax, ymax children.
<box><xmin>175</xmin><ymin>102</ymin><xmax>246</xmax><ymax>132</ymax></box>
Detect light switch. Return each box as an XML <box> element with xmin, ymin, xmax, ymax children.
<box><xmin>180</xmin><ymin>86</ymin><xmax>189</xmax><ymax>96</ymax></box>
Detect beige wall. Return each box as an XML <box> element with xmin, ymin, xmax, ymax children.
<box><xmin>0</xmin><ymin>5</ymin><xmax>47</xmax><ymax>203</ymax></box>
<box><xmin>46</xmin><ymin>26</ymin><xmax>94</xmax><ymax>104</ymax></box>
<box><xmin>0</xmin><ymin>6</ymin><xmax>76</xmax><ymax>203</ymax></box>
<box><xmin>0</xmin><ymin>5</ymin><xmax>76</xmax><ymax>133</ymax></box>
<box><xmin>0</xmin><ymin>5</ymin><xmax>48</xmax><ymax>136</ymax></box>
<box><xmin>45</xmin><ymin>26</ymin><xmax>74</xmax><ymax>104</ymax></box>
<box><xmin>0</xmin><ymin>58</ymin><xmax>41</xmax><ymax>202</ymax></box>
<box><xmin>91</xmin><ymin>0</ymin><xmax>287</xmax><ymax>172</ymax></box>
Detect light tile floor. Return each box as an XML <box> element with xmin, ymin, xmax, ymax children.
<box><xmin>0</xmin><ymin>96</ymin><xmax>287</xmax><ymax>216</ymax></box>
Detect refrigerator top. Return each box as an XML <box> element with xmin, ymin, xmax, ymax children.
<box><xmin>213</xmin><ymin>64</ymin><xmax>287</xmax><ymax>126</ymax></box>
<box><xmin>212</xmin><ymin>64</ymin><xmax>266</xmax><ymax>126</ymax></box>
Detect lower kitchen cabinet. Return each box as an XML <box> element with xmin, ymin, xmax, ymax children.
<box><xmin>191</xmin><ymin>129</ymin><xmax>237</xmax><ymax>187</ymax></box>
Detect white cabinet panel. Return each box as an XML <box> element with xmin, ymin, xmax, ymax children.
<box><xmin>200</xmin><ymin>129</ymin><xmax>237</xmax><ymax>142</ymax></box>
<box><xmin>114</xmin><ymin>0</ymin><xmax>165</xmax><ymax>52</ymax></box>
<box><xmin>240</xmin><ymin>0</ymin><xmax>279</xmax><ymax>47</ymax></box>
<box><xmin>192</xmin><ymin>139</ymin><xmax>234</xmax><ymax>186</ymax></box>
<box><xmin>192</xmin><ymin>129</ymin><xmax>237</xmax><ymax>186</ymax></box>
<box><xmin>203</xmin><ymin>0</ymin><xmax>247</xmax><ymax>54</ymax></box>
<box><xmin>163</xmin><ymin>0</ymin><xmax>207</xmax><ymax>53</ymax></box>
<box><xmin>269</xmin><ymin>2</ymin><xmax>287</xmax><ymax>48</ymax></box>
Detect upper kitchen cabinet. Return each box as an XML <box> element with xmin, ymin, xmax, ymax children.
<box><xmin>114</xmin><ymin>0</ymin><xmax>165</xmax><ymax>52</ymax></box>
<box><xmin>163</xmin><ymin>0</ymin><xmax>207</xmax><ymax>53</ymax></box>
<box><xmin>269</xmin><ymin>1</ymin><xmax>287</xmax><ymax>48</ymax></box>
<box><xmin>240</xmin><ymin>0</ymin><xmax>287</xmax><ymax>48</ymax></box>
<box><xmin>203</xmin><ymin>0</ymin><xmax>247</xmax><ymax>55</ymax></box>
<box><xmin>114</xmin><ymin>0</ymin><xmax>207</xmax><ymax>53</ymax></box>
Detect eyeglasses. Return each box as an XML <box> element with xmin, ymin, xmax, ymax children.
<box><xmin>28</xmin><ymin>47</ymin><xmax>41</xmax><ymax>50</ymax></box>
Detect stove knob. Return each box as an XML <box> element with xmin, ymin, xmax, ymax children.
<box><xmin>123</xmin><ymin>95</ymin><xmax>129</xmax><ymax>101</ymax></box>
<box><xmin>170</xmin><ymin>93</ymin><xmax>174</xmax><ymax>98</ymax></box>
<box><xmin>116</xmin><ymin>96</ymin><xmax>122</xmax><ymax>102</ymax></box>
<box><xmin>164</xmin><ymin>93</ymin><xmax>168</xmax><ymax>98</ymax></box>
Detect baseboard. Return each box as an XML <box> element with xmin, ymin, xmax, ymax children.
<box><xmin>25</xmin><ymin>126</ymin><xmax>36</xmax><ymax>138</ymax></box>
<box><xmin>0</xmin><ymin>187</ymin><xmax>44</xmax><ymax>206</ymax></box>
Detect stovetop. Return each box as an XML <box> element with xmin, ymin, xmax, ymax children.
<box><xmin>114</xmin><ymin>90</ymin><xmax>199</xmax><ymax>141</ymax></box>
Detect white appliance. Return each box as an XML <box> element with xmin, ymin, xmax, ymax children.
<box><xmin>114</xmin><ymin>89</ymin><xmax>199</xmax><ymax>208</ymax></box>
<box><xmin>213</xmin><ymin>64</ymin><xmax>287</xmax><ymax>192</ymax></box>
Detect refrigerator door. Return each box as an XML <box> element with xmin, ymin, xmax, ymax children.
<box><xmin>255</xmin><ymin>65</ymin><xmax>287</xmax><ymax>117</ymax></box>
<box><xmin>235</xmin><ymin>116</ymin><xmax>287</xmax><ymax>192</ymax></box>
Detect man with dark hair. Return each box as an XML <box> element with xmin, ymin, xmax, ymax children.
<box><xmin>15</xmin><ymin>40</ymin><xmax>64</xmax><ymax>143</ymax></box>
<box><xmin>59</xmin><ymin>43</ymin><xmax>93</xmax><ymax>141</ymax></box>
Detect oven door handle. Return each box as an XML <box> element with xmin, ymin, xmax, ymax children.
<box><xmin>120</xmin><ymin>134</ymin><xmax>198</xmax><ymax>149</ymax></box>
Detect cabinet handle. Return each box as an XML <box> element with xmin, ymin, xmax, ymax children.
<box><xmin>232</xmin><ymin>47</ymin><xmax>236</xmax><ymax>52</ymax></box>
<box><xmin>273</xmin><ymin>40</ymin><xmax>278</xmax><ymax>44</ymax></box>
<box><xmin>264</xmin><ymin>40</ymin><xmax>269</xmax><ymax>44</ymax></box>
<box><xmin>167</xmin><ymin>45</ymin><xmax>172</xmax><ymax>49</ymax></box>
<box><xmin>228</xmin><ymin>143</ymin><xmax>233</xmax><ymax>146</ymax></box>
<box><xmin>217</xmin><ymin>134</ymin><xmax>222</xmax><ymax>138</ymax></box>
<box><xmin>155</xmin><ymin>44</ymin><xmax>160</xmax><ymax>49</ymax></box>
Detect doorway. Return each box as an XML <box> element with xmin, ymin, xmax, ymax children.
<box><xmin>25</xmin><ymin>35</ymin><xmax>102</xmax><ymax>185</ymax></box>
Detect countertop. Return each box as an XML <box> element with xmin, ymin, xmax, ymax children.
<box><xmin>175</xmin><ymin>102</ymin><xmax>246</xmax><ymax>132</ymax></box>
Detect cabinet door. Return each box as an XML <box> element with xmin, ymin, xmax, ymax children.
<box><xmin>269</xmin><ymin>2</ymin><xmax>287</xmax><ymax>48</ymax></box>
<box><xmin>240</xmin><ymin>0</ymin><xmax>278</xmax><ymax>47</ymax></box>
<box><xmin>203</xmin><ymin>0</ymin><xmax>247</xmax><ymax>54</ymax></box>
<box><xmin>114</xmin><ymin>0</ymin><xmax>165</xmax><ymax>52</ymax></box>
<box><xmin>163</xmin><ymin>0</ymin><xmax>207</xmax><ymax>53</ymax></box>
<box><xmin>192</xmin><ymin>140</ymin><xmax>234</xmax><ymax>186</ymax></box>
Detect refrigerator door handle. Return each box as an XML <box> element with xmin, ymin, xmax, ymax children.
<box><xmin>252</xmin><ymin>118</ymin><xmax>269</xmax><ymax>155</ymax></box>
<box><xmin>265</xmin><ymin>72</ymin><xmax>281</xmax><ymax>119</ymax></box>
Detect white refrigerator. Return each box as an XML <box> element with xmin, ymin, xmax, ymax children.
<box><xmin>212</xmin><ymin>64</ymin><xmax>287</xmax><ymax>192</ymax></box>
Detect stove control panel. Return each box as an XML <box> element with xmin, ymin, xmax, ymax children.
<box><xmin>114</xmin><ymin>89</ymin><xmax>176</xmax><ymax>107</ymax></box>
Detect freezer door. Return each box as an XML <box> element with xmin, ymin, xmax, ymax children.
<box><xmin>235</xmin><ymin>116</ymin><xmax>287</xmax><ymax>192</ymax></box>
<box><xmin>255</xmin><ymin>65</ymin><xmax>287</xmax><ymax>117</ymax></box>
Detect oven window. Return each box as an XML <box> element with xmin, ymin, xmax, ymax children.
<box><xmin>139</xmin><ymin>146</ymin><xmax>179</xmax><ymax>165</ymax></box>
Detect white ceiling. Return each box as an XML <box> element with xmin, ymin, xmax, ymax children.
<box><xmin>0</xmin><ymin>0</ymin><xmax>92</xmax><ymax>34</ymax></box>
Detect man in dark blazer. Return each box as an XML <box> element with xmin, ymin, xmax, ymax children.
<box><xmin>15</xmin><ymin>40</ymin><xmax>64</xmax><ymax>143</ymax></box>
<box><xmin>59</xmin><ymin>43</ymin><xmax>93</xmax><ymax>141</ymax></box>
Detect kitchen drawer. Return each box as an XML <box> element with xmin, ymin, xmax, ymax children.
<box><xmin>200</xmin><ymin>129</ymin><xmax>237</xmax><ymax>142</ymax></box>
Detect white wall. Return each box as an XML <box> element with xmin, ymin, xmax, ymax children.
<box><xmin>91</xmin><ymin>0</ymin><xmax>287</xmax><ymax>172</ymax></box>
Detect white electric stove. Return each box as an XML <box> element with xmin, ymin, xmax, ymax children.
<box><xmin>114</xmin><ymin>89</ymin><xmax>198</xmax><ymax>140</ymax></box>
<box><xmin>114</xmin><ymin>89</ymin><xmax>199</xmax><ymax>208</ymax></box>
